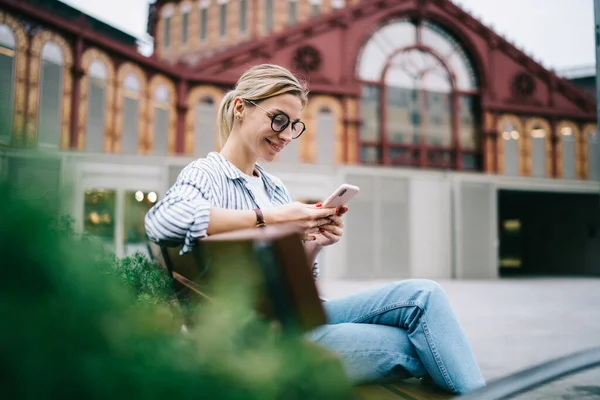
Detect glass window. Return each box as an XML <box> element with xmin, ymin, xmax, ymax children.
<box><xmin>200</xmin><ymin>8</ymin><xmax>207</xmax><ymax>41</ymax></box>
<box><xmin>361</xmin><ymin>146</ymin><xmax>381</xmax><ymax>164</ymax></box>
<box><xmin>502</xmin><ymin>120</ymin><xmax>520</xmax><ymax>176</ymax></box>
<box><xmin>240</xmin><ymin>0</ymin><xmax>247</xmax><ymax>33</ymax></box>
<box><xmin>360</xmin><ymin>84</ymin><xmax>380</xmax><ymax>142</ymax></box>
<box><xmin>288</xmin><ymin>1</ymin><xmax>297</xmax><ymax>26</ymax></box>
<box><xmin>316</xmin><ymin>108</ymin><xmax>335</xmax><ymax>165</ymax></box>
<box><xmin>219</xmin><ymin>3</ymin><xmax>227</xmax><ymax>37</ymax></box>
<box><xmin>312</xmin><ymin>3</ymin><xmax>320</xmax><ymax>17</ymax></box>
<box><xmin>124</xmin><ymin>190</ymin><xmax>158</xmax><ymax>246</ymax></box>
<box><xmin>164</xmin><ymin>16</ymin><xmax>171</xmax><ymax>48</ymax></box>
<box><xmin>0</xmin><ymin>24</ymin><xmax>15</xmax><ymax>144</ymax></box>
<box><xmin>588</xmin><ymin>129</ymin><xmax>599</xmax><ymax>181</ymax></box>
<box><xmin>86</xmin><ymin>60</ymin><xmax>108</xmax><ymax>153</ymax></box>
<box><xmin>530</xmin><ymin>124</ymin><xmax>547</xmax><ymax>178</ymax></box>
<box><xmin>561</xmin><ymin>126</ymin><xmax>576</xmax><ymax>179</ymax></box>
<box><xmin>153</xmin><ymin>85</ymin><xmax>170</xmax><ymax>156</ymax></box>
<box><xmin>122</xmin><ymin>73</ymin><xmax>141</xmax><ymax>154</ymax></box>
<box><xmin>38</xmin><ymin>42</ymin><xmax>64</xmax><ymax>148</ymax></box>
<box><xmin>356</xmin><ymin>19</ymin><xmax>480</xmax><ymax>170</ymax></box>
<box><xmin>459</xmin><ymin>95</ymin><xmax>479</xmax><ymax>151</ymax></box>
<box><xmin>0</xmin><ymin>24</ymin><xmax>16</xmax><ymax>48</ymax></box>
<box><xmin>265</xmin><ymin>0</ymin><xmax>274</xmax><ymax>32</ymax></box>
<box><xmin>194</xmin><ymin>98</ymin><xmax>216</xmax><ymax>156</ymax></box>
<box><xmin>84</xmin><ymin>189</ymin><xmax>116</xmax><ymax>251</ymax></box>
<box><xmin>182</xmin><ymin>12</ymin><xmax>189</xmax><ymax>45</ymax></box>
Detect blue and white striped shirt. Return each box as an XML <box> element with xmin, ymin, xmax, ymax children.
<box><xmin>145</xmin><ymin>151</ymin><xmax>320</xmax><ymax>277</ymax></box>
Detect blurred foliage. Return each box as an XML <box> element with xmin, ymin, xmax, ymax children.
<box><xmin>0</xmin><ymin>183</ymin><xmax>354</xmax><ymax>400</ymax></box>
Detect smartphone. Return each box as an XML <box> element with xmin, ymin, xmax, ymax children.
<box><xmin>321</xmin><ymin>184</ymin><xmax>360</xmax><ymax>208</ymax></box>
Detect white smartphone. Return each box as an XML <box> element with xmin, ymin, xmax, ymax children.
<box><xmin>321</xmin><ymin>184</ymin><xmax>360</xmax><ymax>208</ymax></box>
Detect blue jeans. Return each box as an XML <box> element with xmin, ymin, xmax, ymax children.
<box><xmin>307</xmin><ymin>279</ymin><xmax>486</xmax><ymax>395</ymax></box>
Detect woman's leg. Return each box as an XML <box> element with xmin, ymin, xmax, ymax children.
<box><xmin>319</xmin><ymin>279</ymin><xmax>485</xmax><ymax>394</ymax></box>
<box><xmin>306</xmin><ymin>322</ymin><xmax>427</xmax><ymax>384</ymax></box>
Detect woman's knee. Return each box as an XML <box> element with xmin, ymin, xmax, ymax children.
<box><xmin>386</xmin><ymin>279</ymin><xmax>447</xmax><ymax>304</ymax></box>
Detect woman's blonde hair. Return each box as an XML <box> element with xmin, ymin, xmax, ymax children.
<box><xmin>217</xmin><ymin>64</ymin><xmax>309</xmax><ymax>146</ymax></box>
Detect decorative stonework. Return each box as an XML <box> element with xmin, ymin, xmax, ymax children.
<box><xmin>147</xmin><ymin>74</ymin><xmax>177</xmax><ymax>155</ymax></box>
<box><xmin>79</xmin><ymin>48</ymin><xmax>116</xmax><ymax>151</ymax></box>
<box><xmin>28</xmin><ymin>30</ymin><xmax>74</xmax><ymax>149</ymax></box>
<box><xmin>293</xmin><ymin>45</ymin><xmax>321</xmax><ymax>73</ymax></box>
<box><xmin>115</xmin><ymin>63</ymin><xmax>148</xmax><ymax>153</ymax></box>
<box><xmin>0</xmin><ymin>11</ymin><xmax>28</xmax><ymax>147</ymax></box>
<box><xmin>185</xmin><ymin>85</ymin><xmax>223</xmax><ymax>155</ymax></box>
<box><xmin>512</xmin><ymin>72</ymin><xmax>535</xmax><ymax>98</ymax></box>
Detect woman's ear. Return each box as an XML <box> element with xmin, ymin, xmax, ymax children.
<box><xmin>232</xmin><ymin>97</ymin><xmax>245</xmax><ymax>120</ymax></box>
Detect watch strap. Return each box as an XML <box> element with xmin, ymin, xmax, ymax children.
<box><xmin>253</xmin><ymin>208</ymin><xmax>266</xmax><ymax>228</ymax></box>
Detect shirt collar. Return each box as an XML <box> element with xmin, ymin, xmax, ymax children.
<box><xmin>209</xmin><ymin>152</ymin><xmax>281</xmax><ymax>193</ymax></box>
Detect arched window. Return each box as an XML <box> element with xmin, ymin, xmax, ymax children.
<box><xmin>288</xmin><ymin>0</ymin><xmax>298</xmax><ymax>26</ymax></box>
<box><xmin>529</xmin><ymin>123</ymin><xmax>547</xmax><ymax>178</ymax></box>
<box><xmin>199</xmin><ymin>1</ymin><xmax>208</xmax><ymax>42</ymax></box>
<box><xmin>558</xmin><ymin>123</ymin><xmax>576</xmax><ymax>179</ymax></box>
<box><xmin>265</xmin><ymin>0</ymin><xmax>274</xmax><ymax>32</ymax></box>
<box><xmin>37</xmin><ymin>42</ymin><xmax>63</xmax><ymax>148</ymax></box>
<box><xmin>161</xmin><ymin>5</ymin><xmax>174</xmax><ymax>49</ymax></box>
<box><xmin>194</xmin><ymin>97</ymin><xmax>216</xmax><ymax>156</ymax></box>
<box><xmin>588</xmin><ymin>127</ymin><xmax>599</xmax><ymax>181</ymax></box>
<box><xmin>357</xmin><ymin>19</ymin><xmax>480</xmax><ymax>170</ymax></box>
<box><xmin>219</xmin><ymin>0</ymin><xmax>228</xmax><ymax>37</ymax></box>
<box><xmin>86</xmin><ymin>59</ymin><xmax>108</xmax><ymax>152</ymax></box>
<box><xmin>310</xmin><ymin>0</ymin><xmax>321</xmax><ymax>17</ymax></box>
<box><xmin>181</xmin><ymin>2</ymin><xmax>191</xmax><ymax>46</ymax></box>
<box><xmin>316</xmin><ymin>106</ymin><xmax>335</xmax><ymax>165</ymax></box>
<box><xmin>239</xmin><ymin>0</ymin><xmax>248</xmax><ymax>34</ymax></box>
<box><xmin>501</xmin><ymin>119</ymin><xmax>520</xmax><ymax>176</ymax></box>
<box><xmin>121</xmin><ymin>73</ymin><xmax>141</xmax><ymax>154</ymax></box>
<box><xmin>0</xmin><ymin>23</ymin><xmax>16</xmax><ymax>144</ymax></box>
<box><xmin>153</xmin><ymin>84</ymin><xmax>170</xmax><ymax>156</ymax></box>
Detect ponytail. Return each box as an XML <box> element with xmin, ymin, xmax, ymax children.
<box><xmin>217</xmin><ymin>91</ymin><xmax>237</xmax><ymax>147</ymax></box>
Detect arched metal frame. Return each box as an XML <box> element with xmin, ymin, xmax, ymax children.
<box><xmin>356</xmin><ymin>18</ymin><xmax>480</xmax><ymax>170</ymax></box>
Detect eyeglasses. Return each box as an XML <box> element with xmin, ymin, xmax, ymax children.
<box><xmin>244</xmin><ymin>99</ymin><xmax>306</xmax><ymax>139</ymax></box>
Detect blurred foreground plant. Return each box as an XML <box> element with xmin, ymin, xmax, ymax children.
<box><xmin>0</xmin><ymin>184</ymin><xmax>353</xmax><ymax>400</ymax></box>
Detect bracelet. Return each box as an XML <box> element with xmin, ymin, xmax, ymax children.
<box><xmin>253</xmin><ymin>208</ymin><xmax>266</xmax><ymax>228</ymax></box>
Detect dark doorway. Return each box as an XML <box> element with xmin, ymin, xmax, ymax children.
<box><xmin>498</xmin><ymin>190</ymin><xmax>600</xmax><ymax>277</ymax></box>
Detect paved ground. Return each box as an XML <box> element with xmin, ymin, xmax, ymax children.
<box><xmin>318</xmin><ymin>278</ymin><xmax>600</xmax><ymax>399</ymax></box>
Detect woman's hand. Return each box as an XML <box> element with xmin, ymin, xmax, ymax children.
<box><xmin>311</xmin><ymin>207</ymin><xmax>347</xmax><ymax>247</ymax></box>
<box><xmin>263</xmin><ymin>201</ymin><xmax>338</xmax><ymax>241</ymax></box>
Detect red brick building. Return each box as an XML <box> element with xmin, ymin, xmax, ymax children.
<box><xmin>1</xmin><ymin>0</ymin><xmax>598</xmax><ymax>278</ymax></box>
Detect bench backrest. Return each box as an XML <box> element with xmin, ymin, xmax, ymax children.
<box><xmin>149</xmin><ymin>224</ymin><xmax>327</xmax><ymax>333</ymax></box>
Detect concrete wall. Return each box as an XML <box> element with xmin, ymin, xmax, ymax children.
<box><xmin>3</xmin><ymin>149</ymin><xmax>598</xmax><ymax>280</ymax></box>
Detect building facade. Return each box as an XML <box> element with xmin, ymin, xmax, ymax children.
<box><xmin>1</xmin><ymin>0</ymin><xmax>599</xmax><ymax>280</ymax></box>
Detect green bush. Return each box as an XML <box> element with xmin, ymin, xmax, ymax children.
<box><xmin>0</xmin><ymin>185</ymin><xmax>354</xmax><ymax>399</ymax></box>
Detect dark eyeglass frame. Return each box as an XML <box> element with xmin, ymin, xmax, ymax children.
<box><xmin>244</xmin><ymin>99</ymin><xmax>306</xmax><ymax>139</ymax></box>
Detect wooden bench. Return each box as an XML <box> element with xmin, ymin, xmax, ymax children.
<box><xmin>148</xmin><ymin>224</ymin><xmax>451</xmax><ymax>399</ymax></box>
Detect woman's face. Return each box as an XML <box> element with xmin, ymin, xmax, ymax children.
<box><xmin>236</xmin><ymin>94</ymin><xmax>304</xmax><ymax>162</ymax></box>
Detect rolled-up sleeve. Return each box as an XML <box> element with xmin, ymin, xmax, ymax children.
<box><xmin>145</xmin><ymin>165</ymin><xmax>211</xmax><ymax>253</ymax></box>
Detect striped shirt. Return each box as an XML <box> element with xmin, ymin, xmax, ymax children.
<box><xmin>145</xmin><ymin>151</ymin><xmax>320</xmax><ymax>278</ymax></box>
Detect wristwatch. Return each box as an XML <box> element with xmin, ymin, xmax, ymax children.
<box><xmin>253</xmin><ymin>208</ymin><xmax>266</xmax><ymax>228</ymax></box>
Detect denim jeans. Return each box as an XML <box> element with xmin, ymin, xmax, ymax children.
<box><xmin>306</xmin><ymin>279</ymin><xmax>486</xmax><ymax>395</ymax></box>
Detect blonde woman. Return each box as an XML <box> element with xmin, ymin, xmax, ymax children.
<box><xmin>145</xmin><ymin>64</ymin><xmax>485</xmax><ymax>395</ymax></box>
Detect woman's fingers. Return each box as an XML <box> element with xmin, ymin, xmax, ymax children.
<box><xmin>328</xmin><ymin>215</ymin><xmax>344</xmax><ymax>226</ymax></box>
<box><xmin>319</xmin><ymin>224</ymin><xmax>343</xmax><ymax>236</ymax></box>
<box><xmin>303</xmin><ymin>234</ymin><xmax>316</xmax><ymax>241</ymax></box>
